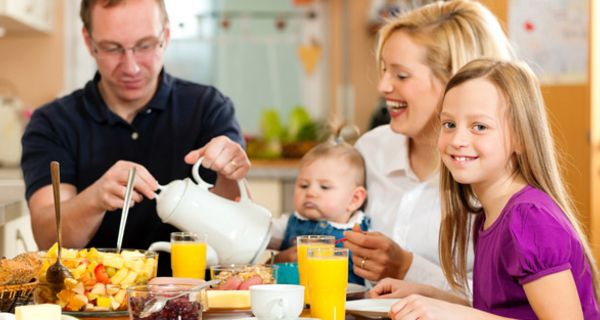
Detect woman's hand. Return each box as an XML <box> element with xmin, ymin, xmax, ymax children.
<box><xmin>343</xmin><ymin>229</ymin><xmax>413</xmax><ymax>281</ymax></box>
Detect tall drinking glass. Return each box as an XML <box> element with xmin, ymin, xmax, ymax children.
<box><xmin>171</xmin><ymin>232</ymin><xmax>207</xmax><ymax>279</ymax></box>
<box><xmin>307</xmin><ymin>247</ymin><xmax>348</xmax><ymax>320</ymax></box>
<box><xmin>296</xmin><ymin>235</ymin><xmax>335</xmax><ymax>304</ymax></box>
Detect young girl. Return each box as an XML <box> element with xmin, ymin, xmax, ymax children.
<box><xmin>269</xmin><ymin>136</ymin><xmax>369</xmax><ymax>285</ymax></box>
<box><xmin>379</xmin><ymin>59</ymin><xmax>600</xmax><ymax>319</ymax></box>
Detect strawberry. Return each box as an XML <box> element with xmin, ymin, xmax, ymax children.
<box><xmin>94</xmin><ymin>264</ymin><xmax>111</xmax><ymax>284</ymax></box>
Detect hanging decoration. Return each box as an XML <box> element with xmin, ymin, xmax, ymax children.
<box><xmin>297</xmin><ymin>38</ymin><xmax>321</xmax><ymax>76</ymax></box>
<box><xmin>275</xmin><ymin>15</ymin><xmax>287</xmax><ymax>31</ymax></box>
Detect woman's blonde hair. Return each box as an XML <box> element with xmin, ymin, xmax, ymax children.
<box><xmin>438</xmin><ymin>58</ymin><xmax>600</xmax><ymax>300</ymax></box>
<box><xmin>376</xmin><ymin>0</ymin><xmax>516</xmax><ymax>84</ymax></box>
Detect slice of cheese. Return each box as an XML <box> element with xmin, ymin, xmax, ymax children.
<box><xmin>206</xmin><ymin>290</ymin><xmax>251</xmax><ymax>309</ymax></box>
<box><xmin>15</xmin><ymin>304</ymin><xmax>61</xmax><ymax>320</ymax></box>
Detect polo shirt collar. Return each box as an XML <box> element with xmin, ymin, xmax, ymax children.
<box><xmin>83</xmin><ymin>69</ymin><xmax>173</xmax><ymax>124</ymax></box>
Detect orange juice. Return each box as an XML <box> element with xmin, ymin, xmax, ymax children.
<box><xmin>171</xmin><ymin>241</ymin><xmax>207</xmax><ymax>279</ymax></box>
<box><xmin>307</xmin><ymin>250</ymin><xmax>348</xmax><ymax>320</ymax></box>
<box><xmin>297</xmin><ymin>236</ymin><xmax>335</xmax><ymax>303</ymax></box>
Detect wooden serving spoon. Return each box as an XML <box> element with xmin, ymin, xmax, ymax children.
<box><xmin>45</xmin><ymin>161</ymin><xmax>73</xmax><ymax>290</ymax></box>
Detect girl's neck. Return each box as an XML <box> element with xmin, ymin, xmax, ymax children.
<box><xmin>474</xmin><ymin>175</ymin><xmax>528</xmax><ymax>229</ymax></box>
<box><xmin>408</xmin><ymin>128</ymin><xmax>439</xmax><ymax>181</ymax></box>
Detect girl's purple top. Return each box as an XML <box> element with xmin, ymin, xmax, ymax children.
<box><xmin>473</xmin><ymin>185</ymin><xmax>599</xmax><ymax>319</ymax></box>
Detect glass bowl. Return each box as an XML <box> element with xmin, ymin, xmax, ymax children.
<box><xmin>34</xmin><ymin>247</ymin><xmax>158</xmax><ymax>312</ymax></box>
<box><xmin>210</xmin><ymin>264</ymin><xmax>277</xmax><ymax>290</ymax></box>
<box><xmin>127</xmin><ymin>283</ymin><xmax>203</xmax><ymax>320</ymax></box>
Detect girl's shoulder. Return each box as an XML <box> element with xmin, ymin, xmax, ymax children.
<box><xmin>502</xmin><ymin>185</ymin><xmax>567</xmax><ymax>227</ymax></box>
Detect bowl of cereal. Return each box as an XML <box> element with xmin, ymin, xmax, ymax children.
<box><xmin>210</xmin><ymin>264</ymin><xmax>277</xmax><ymax>290</ymax></box>
<box><xmin>205</xmin><ymin>264</ymin><xmax>277</xmax><ymax>311</ymax></box>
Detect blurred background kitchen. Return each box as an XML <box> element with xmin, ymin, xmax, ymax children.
<box><xmin>1</xmin><ymin>0</ymin><xmax>599</xmax><ymax>264</ymax></box>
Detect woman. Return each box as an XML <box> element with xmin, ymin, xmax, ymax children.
<box><xmin>344</xmin><ymin>0</ymin><xmax>516</xmax><ymax>291</ymax></box>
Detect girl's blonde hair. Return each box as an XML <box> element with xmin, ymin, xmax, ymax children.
<box><xmin>376</xmin><ymin>0</ymin><xmax>516</xmax><ymax>84</ymax></box>
<box><xmin>438</xmin><ymin>58</ymin><xmax>600</xmax><ymax>300</ymax></box>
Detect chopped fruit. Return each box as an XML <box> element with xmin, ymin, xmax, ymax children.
<box><xmin>106</xmin><ymin>266</ymin><xmax>116</xmax><ymax>277</ymax></box>
<box><xmin>36</xmin><ymin>245</ymin><xmax>158</xmax><ymax>312</ymax></box>
<box><xmin>96</xmin><ymin>296</ymin><xmax>112</xmax><ymax>309</ymax></box>
<box><xmin>94</xmin><ymin>264</ymin><xmax>111</xmax><ymax>284</ymax></box>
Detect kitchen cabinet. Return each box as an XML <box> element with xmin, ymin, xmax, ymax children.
<box><xmin>0</xmin><ymin>0</ymin><xmax>54</xmax><ymax>35</ymax></box>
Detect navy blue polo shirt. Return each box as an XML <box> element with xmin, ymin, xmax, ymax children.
<box><xmin>21</xmin><ymin>70</ymin><xmax>244</xmax><ymax>276</ymax></box>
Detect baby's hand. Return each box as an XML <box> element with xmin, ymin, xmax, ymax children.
<box><xmin>274</xmin><ymin>246</ymin><xmax>298</xmax><ymax>263</ymax></box>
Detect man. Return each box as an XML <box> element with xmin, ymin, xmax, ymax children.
<box><xmin>21</xmin><ymin>0</ymin><xmax>250</xmax><ymax>275</ymax></box>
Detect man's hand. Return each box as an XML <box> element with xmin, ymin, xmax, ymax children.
<box><xmin>343</xmin><ymin>230</ymin><xmax>413</xmax><ymax>282</ymax></box>
<box><xmin>88</xmin><ymin>160</ymin><xmax>158</xmax><ymax>211</ymax></box>
<box><xmin>184</xmin><ymin>136</ymin><xmax>250</xmax><ymax>181</ymax></box>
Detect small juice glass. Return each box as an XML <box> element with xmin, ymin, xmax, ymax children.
<box><xmin>307</xmin><ymin>247</ymin><xmax>348</xmax><ymax>320</ymax></box>
<box><xmin>296</xmin><ymin>235</ymin><xmax>335</xmax><ymax>304</ymax></box>
<box><xmin>171</xmin><ymin>232</ymin><xmax>207</xmax><ymax>279</ymax></box>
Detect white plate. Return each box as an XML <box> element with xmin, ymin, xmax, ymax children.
<box><xmin>345</xmin><ymin>298</ymin><xmax>400</xmax><ymax>319</ymax></box>
<box><xmin>347</xmin><ymin>283</ymin><xmax>368</xmax><ymax>299</ymax></box>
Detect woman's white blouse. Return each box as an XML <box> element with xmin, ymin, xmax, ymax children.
<box><xmin>356</xmin><ymin>125</ymin><xmax>472</xmax><ymax>291</ymax></box>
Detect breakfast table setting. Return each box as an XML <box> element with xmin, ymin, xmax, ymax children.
<box><xmin>0</xmin><ymin>160</ymin><xmax>395</xmax><ymax>320</ymax></box>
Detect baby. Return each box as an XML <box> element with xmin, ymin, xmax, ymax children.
<box><xmin>270</xmin><ymin>137</ymin><xmax>369</xmax><ymax>285</ymax></box>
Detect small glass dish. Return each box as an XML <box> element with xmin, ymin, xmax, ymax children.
<box><xmin>127</xmin><ymin>283</ymin><xmax>204</xmax><ymax>320</ymax></box>
<box><xmin>210</xmin><ymin>264</ymin><xmax>277</xmax><ymax>290</ymax></box>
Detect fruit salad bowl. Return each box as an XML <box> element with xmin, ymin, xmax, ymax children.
<box><xmin>34</xmin><ymin>244</ymin><xmax>158</xmax><ymax>312</ymax></box>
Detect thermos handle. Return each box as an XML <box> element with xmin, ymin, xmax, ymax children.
<box><xmin>191</xmin><ymin>157</ymin><xmax>216</xmax><ymax>189</ymax></box>
<box><xmin>192</xmin><ymin>157</ymin><xmax>251</xmax><ymax>202</ymax></box>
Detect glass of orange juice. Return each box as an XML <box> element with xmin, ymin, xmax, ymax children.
<box><xmin>296</xmin><ymin>235</ymin><xmax>335</xmax><ymax>304</ymax></box>
<box><xmin>307</xmin><ymin>247</ymin><xmax>348</xmax><ymax>320</ymax></box>
<box><xmin>171</xmin><ymin>232</ymin><xmax>207</xmax><ymax>279</ymax></box>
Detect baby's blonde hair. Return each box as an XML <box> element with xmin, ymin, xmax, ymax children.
<box><xmin>438</xmin><ymin>58</ymin><xmax>599</xmax><ymax>300</ymax></box>
<box><xmin>300</xmin><ymin>129</ymin><xmax>365</xmax><ymax>188</ymax></box>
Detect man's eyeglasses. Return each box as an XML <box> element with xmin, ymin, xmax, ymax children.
<box><xmin>90</xmin><ymin>29</ymin><xmax>165</xmax><ymax>60</ymax></box>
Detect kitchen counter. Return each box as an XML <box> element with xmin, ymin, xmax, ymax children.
<box><xmin>247</xmin><ymin>158</ymin><xmax>300</xmax><ymax>180</ymax></box>
<box><xmin>0</xmin><ymin>174</ymin><xmax>25</xmax><ymax>227</ymax></box>
<box><xmin>246</xmin><ymin>158</ymin><xmax>300</xmax><ymax>216</ymax></box>
<box><xmin>0</xmin><ymin>167</ymin><xmax>36</xmax><ymax>257</ymax></box>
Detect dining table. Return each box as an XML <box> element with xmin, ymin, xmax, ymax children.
<box><xmin>80</xmin><ymin>311</ymin><xmax>374</xmax><ymax>319</ymax></box>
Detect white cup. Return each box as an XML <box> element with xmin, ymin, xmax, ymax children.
<box><xmin>250</xmin><ymin>284</ymin><xmax>304</xmax><ymax>320</ymax></box>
